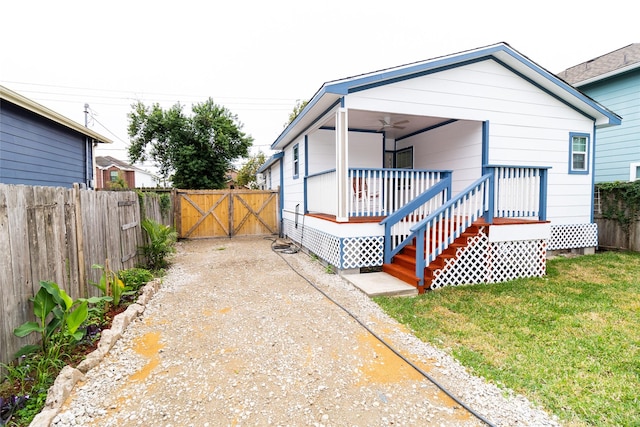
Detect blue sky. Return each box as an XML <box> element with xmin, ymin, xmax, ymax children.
<box><xmin>1</xmin><ymin>0</ymin><xmax>637</xmax><ymax>165</ymax></box>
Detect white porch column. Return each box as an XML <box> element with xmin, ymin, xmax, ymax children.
<box><xmin>336</xmin><ymin>107</ymin><xmax>349</xmax><ymax>222</ymax></box>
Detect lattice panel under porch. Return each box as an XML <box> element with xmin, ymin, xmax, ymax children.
<box><xmin>487</xmin><ymin>240</ymin><xmax>547</xmax><ymax>283</ymax></box>
<box><xmin>430</xmin><ymin>227</ymin><xmax>546</xmax><ymax>290</ymax></box>
<box><xmin>548</xmin><ymin>223</ymin><xmax>598</xmax><ymax>250</ymax></box>
<box><xmin>341</xmin><ymin>236</ymin><xmax>384</xmax><ymax>269</ymax></box>
<box><xmin>282</xmin><ymin>219</ymin><xmax>341</xmax><ymax>267</ymax></box>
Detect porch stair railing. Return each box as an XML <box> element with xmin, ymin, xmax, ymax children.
<box><xmin>383</xmin><ymin>173</ymin><xmax>493</xmax><ymax>292</ymax></box>
<box><xmin>380</xmin><ymin>174</ymin><xmax>452</xmax><ymax>264</ymax></box>
<box><xmin>382</xmin><ymin>166</ymin><xmax>549</xmax><ymax>292</ymax></box>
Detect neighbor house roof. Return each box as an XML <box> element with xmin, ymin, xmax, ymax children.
<box><xmin>557</xmin><ymin>44</ymin><xmax>640</xmax><ymax>86</ymax></box>
<box><xmin>0</xmin><ymin>84</ymin><xmax>112</xmax><ymax>144</ymax></box>
<box><xmin>271</xmin><ymin>42</ymin><xmax>621</xmax><ymax>150</ymax></box>
<box><xmin>95</xmin><ymin>156</ymin><xmax>140</xmax><ymax>171</ymax></box>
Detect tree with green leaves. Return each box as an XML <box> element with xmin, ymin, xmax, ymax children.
<box><xmin>286</xmin><ymin>99</ymin><xmax>308</xmax><ymax>126</ymax></box>
<box><xmin>128</xmin><ymin>98</ymin><xmax>253</xmax><ymax>189</ymax></box>
<box><xmin>236</xmin><ymin>151</ymin><xmax>267</xmax><ymax>188</ymax></box>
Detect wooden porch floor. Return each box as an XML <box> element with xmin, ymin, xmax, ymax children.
<box><xmin>306</xmin><ymin>212</ymin><xmax>548</xmax><ymax>225</ymax></box>
<box><xmin>306</xmin><ymin>213</ymin><xmax>386</xmax><ymax>223</ymax></box>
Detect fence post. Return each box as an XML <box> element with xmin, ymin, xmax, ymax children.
<box><xmin>73</xmin><ymin>183</ymin><xmax>87</xmax><ymax>298</ymax></box>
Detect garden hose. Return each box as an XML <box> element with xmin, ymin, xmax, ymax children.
<box><xmin>267</xmin><ymin>237</ymin><xmax>497</xmax><ymax>427</ymax></box>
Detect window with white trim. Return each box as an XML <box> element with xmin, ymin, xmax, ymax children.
<box><xmin>569</xmin><ymin>133</ymin><xmax>589</xmax><ymax>174</ymax></box>
<box><xmin>292</xmin><ymin>144</ymin><xmax>299</xmax><ymax>179</ymax></box>
<box><xmin>630</xmin><ymin>162</ymin><xmax>640</xmax><ymax>182</ymax></box>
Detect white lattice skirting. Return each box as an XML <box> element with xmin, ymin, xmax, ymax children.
<box><xmin>282</xmin><ymin>219</ymin><xmax>383</xmax><ymax>269</ymax></box>
<box><xmin>548</xmin><ymin>223</ymin><xmax>598</xmax><ymax>250</ymax></box>
<box><xmin>430</xmin><ymin>227</ymin><xmax>547</xmax><ymax>290</ymax></box>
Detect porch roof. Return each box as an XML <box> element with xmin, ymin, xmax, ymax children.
<box><xmin>257</xmin><ymin>152</ymin><xmax>283</xmax><ymax>173</ymax></box>
<box><xmin>271</xmin><ymin>42</ymin><xmax>622</xmax><ymax>150</ymax></box>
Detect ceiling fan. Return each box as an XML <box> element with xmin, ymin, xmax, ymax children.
<box><xmin>377</xmin><ymin>116</ymin><xmax>409</xmax><ymax>131</ymax></box>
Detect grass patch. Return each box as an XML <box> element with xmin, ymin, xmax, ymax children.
<box><xmin>374</xmin><ymin>251</ymin><xmax>640</xmax><ymax>426</ymax></box>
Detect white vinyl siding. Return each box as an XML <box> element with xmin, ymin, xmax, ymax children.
<box><xmin>348</xmin><ymin>60</ymin><xmax>594</xmax><ymax>224</ymax></box>
<box><xmin>396</xmin><ymin>120</ymin><xmax>482</xmax><ymax>195</ymax></box>
<box><xmin>307</xmin><ymin>129</ymin><xmax>382</xmax><ymax>175</ymax></box>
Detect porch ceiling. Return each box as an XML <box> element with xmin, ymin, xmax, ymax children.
<box><xmin>320</xmin><ymin>109</ymin><xmax>451</xmax><ymax>140</ymax></box>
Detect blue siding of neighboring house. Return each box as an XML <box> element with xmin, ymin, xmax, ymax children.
<box><xmin>0</xmin><ymin>101</ymin><xmax>92</xmax><ymax>187</ymax></box>
<box><xmin>580</xmin><ymin>69</ymin><xmax>640</xmax><ymax>183</ymax></box>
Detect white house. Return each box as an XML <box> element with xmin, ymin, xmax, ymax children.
<box><xmin>262</xmin><ymin>42</ymin><xmax>621</xmax><ymax>293</ymax></box>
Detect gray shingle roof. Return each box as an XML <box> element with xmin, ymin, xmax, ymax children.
<box><xmin>95</xmin><ymin>156</ymin><xmax>136</xmax><ymax>171</ymax></box>
<box><xmin>557</xmin><ymin>44</ymin><xmax>640</xmax><ymax>85</ymax></box>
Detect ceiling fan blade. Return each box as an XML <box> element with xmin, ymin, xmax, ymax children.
<box><xmin>392</xmin><ymin>125</ymin><xmax>406</xmax><ymax>130</ymax></box>
<box><xmin>394</xmin><ymin>120</ymin><xmax>410</xmax><ymax>125</ymax></box>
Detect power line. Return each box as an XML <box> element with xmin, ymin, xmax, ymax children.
<box><xmin>90</xmin><ymin>115</ymin><xmax>128</xmax><ymax>145</ymax></box>
<box><xmin>1</xmin><ymin>80</ymin><xmax>300</xmax><ymax>104</ymax></box>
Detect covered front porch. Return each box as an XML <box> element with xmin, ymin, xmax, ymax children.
<box><xmin>293</xmin><ymin>164</ymin><xmax>550</xmax><ymax>292</ymax></box>
<box><xmin>269</xmin><ymin>43</ymin><xmax>615</xmax><ymax>292</ymax></box>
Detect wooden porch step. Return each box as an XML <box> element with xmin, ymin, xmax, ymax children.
<box><xmin>383</xmin><ymin>223</ymin><xmax>483</xmax><ymax>293</ymax></box>
<box><xmin>382</xmin><ymin>263</ymin><xmax>420</xmax><ymax>289</ymax></box>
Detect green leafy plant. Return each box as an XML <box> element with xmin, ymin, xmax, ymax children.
<box><xmin>159</xmin><ymin>193</ymin><xmax>172</xmax><ymax>217</ymax></box>
<box><xmin>90</xmin><ymin>262</ymin><xmax>127</xmax><ymax>307</ymax></box>
<box><xmin>597</xmin><ymin>180</ymin><xmax>640</xmax><ymax>234</ymax></box>
<box><xmin>118</xmin><ymin>268</ymin><xmax>153</xmax><ymax>292</ymax></box>
<box><xmin>140</xmin><ymin>218</ymin><xmax>177</xmax><ymax>270</ymax></box>
<box><xmin>13</xmin><ymin>281</ymin><xmax>102</xmax><ymax>358</ymax></box>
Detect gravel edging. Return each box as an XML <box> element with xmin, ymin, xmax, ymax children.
<box><xmin>40</xmin><ymin>238</ymin><xmax>563</xmax><ymax>426</ymax></box>
<box><xmin>28</xmin><ymin>278</ymin><xmax>163</xmax><ymax>427</ymax></box>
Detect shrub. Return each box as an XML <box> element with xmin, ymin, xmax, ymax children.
<box><xmin>118</xmin><ymin>268</ymin><xmax>154</xmax><ymax>292</ymax></box>
<box><xmin>140</xmin><ymin>218</ymin><xmax>177</xmax><ymax>270</ymax></box>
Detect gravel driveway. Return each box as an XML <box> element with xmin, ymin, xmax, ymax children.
<box><xmin>50</xmin><ymin>237</ymin><xmax>559</xmax><ymax>427</ymax></box>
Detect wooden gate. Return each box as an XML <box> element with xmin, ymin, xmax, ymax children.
<box><xmin>176</xmin><ymin>189</ymin><xmax>279</xmax><ymax>238</ymax></box>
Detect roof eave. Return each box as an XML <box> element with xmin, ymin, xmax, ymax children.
<box><xmin>257</xmin><ymin>152</ymin><xmax>284</xmax><ymax>173</ymax></box>
<box><xmin>270</xmin><ymin>42</ymin><xmax>622</xmax><ymax>148</ymax></box>
<box><xmin>0</xmin><ymin>85</ymin><xmax>113</xmax><ymax>144</ymax></box>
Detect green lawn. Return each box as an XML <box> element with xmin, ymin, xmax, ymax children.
<box><xmin>374</xmin><ymin>251</ymin><xmax>640</xmax><ymax>426</ymax></box>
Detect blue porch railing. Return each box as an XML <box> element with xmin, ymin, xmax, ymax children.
<box><xmin>305</xmin><ymin>168</ymin><xmax>451</xmax><ymax>217</ymax></box>
<box><xmin>411</xmin><ymin>173</ymin><xmax>493</xmax><ymax>287</ymax></box>
<box><xmin>383</xmin><ymin>165</ymin><xmax>549</xmax><ymax>288</ymax></box>
<box><xmin>489</xmin><ymin>165</ymin><xmax>549</xmax><ymax>220</ymax></box>
<box><xmin>381</xmin><ymin>173</ymin><xmax>452</xmax><ymax>263</ymax></box>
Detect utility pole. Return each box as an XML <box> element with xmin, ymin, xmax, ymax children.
<box><xmin>84</xmin><ymin>103</ymin><xmax>93</xmax><ymax>189</ymax></box>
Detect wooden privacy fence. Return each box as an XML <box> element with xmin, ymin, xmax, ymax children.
<box><xmin>176</xmin><ymin>189</ymin><xmax>279</xmax><ymax>238</ymax></box>
<box><xmin>0</xmin><ymin>184</ymin><xmax>171</xmax><ymax>366</ymax></box>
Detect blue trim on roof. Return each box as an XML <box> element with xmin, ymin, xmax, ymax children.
<box><xmin>491</xmin><ymin>57</ymin><xmax>600</xmax><ymax>124</ymax></box>
<box><xmin>272</xmin><ymin>43</ymin><xmax>621</xmax><ymax>150</ymax></box>
<box><xmin>272</xmin><ymin>98</ymin><xmax>341</xmax><ymax>150</ymax></box>
<box><xmin>257</xmin><ymin>152</ymin><xmax>283</xmax><ymax>173</ymax></box>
